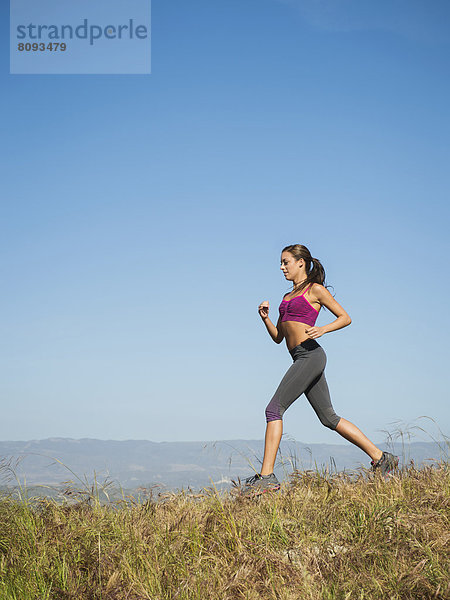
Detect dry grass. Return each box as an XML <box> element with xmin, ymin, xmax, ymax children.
<box><xmin>0</xmin><ymin>463</ymin><xmax>448</xmax><ymax>599</ymax></box>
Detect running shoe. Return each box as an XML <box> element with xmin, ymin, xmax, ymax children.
<box><xmin>243</xmin><ymin>473</ymin><xmax>281</xmax><ymax>496</ymax></box>
<box><xmin>371</xmin><ymin>451</ymin><xmax>399</xmax><ymax>477</ymax></box>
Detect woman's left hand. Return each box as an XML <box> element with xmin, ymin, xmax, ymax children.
<box><xmin>305</xmin><ymin>326</ymin><xmax>325</xmax><ymax>339</ymax></box>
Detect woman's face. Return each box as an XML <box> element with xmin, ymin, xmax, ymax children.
<box><xmin>280</xmin><ymin>251</ymin><xmax>303</xmax><ymax>281</ymax></box>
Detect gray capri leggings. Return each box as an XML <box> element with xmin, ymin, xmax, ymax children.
<box><xmin>265</xmin><ymin>339</ymin><xmax>341</xmax><ymax>430</ymax></box>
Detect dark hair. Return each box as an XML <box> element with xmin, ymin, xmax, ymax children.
<box><xmin>281</xmin><ymin>244</ymin><xmax>333</xmax><ymax>296</ymax></box>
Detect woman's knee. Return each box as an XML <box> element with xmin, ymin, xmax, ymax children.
<box><xmin>318</xmin><ymin>409</ymin><xmax>341</xmax><ymax>430</ymax></box>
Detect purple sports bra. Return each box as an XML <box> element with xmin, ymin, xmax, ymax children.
<box><xmin>279</xmin><ymin>284</ymin><xmax>319</xmax><ymax>326</ymax></box>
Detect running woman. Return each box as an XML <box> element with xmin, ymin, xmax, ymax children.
<box><xmin>244</xmin><ymin>244</ymin><xmax>398</xmax><ymax>494</ymax></box>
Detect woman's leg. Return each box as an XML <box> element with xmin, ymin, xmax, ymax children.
<box><xmin>335</xmin><ymin>418</ymin><xmax>383</xmax><ymax>462</ymax></box>
<box><xmin>305</xmin><ymin>370</ymin><xmax>383</xmax><ymax>462</ymax></box>
<box><xmin>261</xmin><ymin>419</ymin><xmax>283</xmax><ymax>476</ymax></box>
<box><xmin>261</xmin><ymin>347</ymin><xmax>324</xmax><ymax>476</ymax></box>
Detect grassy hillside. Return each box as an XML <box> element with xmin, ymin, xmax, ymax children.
<box><xmin>0</xmin><ymin>463</ymin><xmax>448</xmax><ymax>599</ymax></box>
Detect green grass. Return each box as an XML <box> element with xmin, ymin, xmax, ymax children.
<box><xmin>0</xmin><ymin>462</ymin><xmax>448</xmax><ymax>599</ymax></box>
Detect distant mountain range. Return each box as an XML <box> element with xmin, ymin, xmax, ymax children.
<box><xmin>0</xmin><ymin>438</ymin><xmax>447</xmax><ymax>498</ymax></box>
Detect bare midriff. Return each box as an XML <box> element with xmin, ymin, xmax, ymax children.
<box><xmin>281</xmin><ymin>321</ymin><xmax>318</xmax><ymax>351</ymax></box>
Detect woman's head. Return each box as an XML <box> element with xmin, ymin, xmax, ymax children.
<box><xmin>280</xmin><ymin>244</ymin><xmax>326</xmax><ymax>292</ymax></box>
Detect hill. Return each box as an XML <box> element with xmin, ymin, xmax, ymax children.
<box><xmin>0</xmin><ymin>463</ymin><xmax>448</xmax><ymax>599</ymax></box>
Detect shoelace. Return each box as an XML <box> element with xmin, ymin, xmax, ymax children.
<box><xmin>371</xmin><ymin>452</ymin><xmax>385</xmax><ymax>468</ymax></box>
<box><xmin>245</xmin><ymin>473</ymin><xmax>261</xmax><ymax>485</ymax></box>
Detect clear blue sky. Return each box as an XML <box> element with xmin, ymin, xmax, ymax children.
<box><xmin>1</xmin><ymin>0</ymin><xmax>449</xmax><ymax>448</ymax></box>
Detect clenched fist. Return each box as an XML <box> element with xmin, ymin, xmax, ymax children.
<box><xmin>258</xmin><ymin>300</ymin><xmax>269</xmax><ymax>320</ymax></box>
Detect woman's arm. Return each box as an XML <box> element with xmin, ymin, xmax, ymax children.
<box><xmin>305</xmin><ymin>284</ymin><xmax>352</xmax><ymax>339</ymax></box>
<box><xmin>258</xmin><ymin>301</ymin><xmax>285</xmax><ymax>344</ymax></box>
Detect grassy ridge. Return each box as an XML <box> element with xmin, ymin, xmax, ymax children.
<box><xmin>0</xmin><ymin>464</ymin><xmax>448</xmax><ymax>599</ymax></box>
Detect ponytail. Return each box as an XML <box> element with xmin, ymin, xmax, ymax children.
<box><xmin>282</xmin><ymin>244</ymin><xmax>333</xmax><ymax>296</ymax></box>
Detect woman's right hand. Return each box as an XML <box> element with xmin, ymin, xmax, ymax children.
<box><xmin>258</xmin><ymin>300</ymin><xmax>269</xmax><ymax>320</ymax></box>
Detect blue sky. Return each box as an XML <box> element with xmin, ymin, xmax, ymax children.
<box><xmin>1</xmin><ymin>0</ymin><xmax>449</xmax><ymax>449</ymax></box>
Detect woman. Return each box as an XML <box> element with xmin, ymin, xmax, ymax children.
<box><xmin>244</xmin><ymin>244</ymin><xmax>398</xmax><ymax>494</ymax></box>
